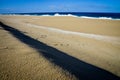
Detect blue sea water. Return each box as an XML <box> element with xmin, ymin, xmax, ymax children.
<box><xmin>1</xmin><ymin>12</ymin><xmax>120</xmax><ymax>20</ymax></box>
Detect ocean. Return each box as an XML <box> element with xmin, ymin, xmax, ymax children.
<box><xmin>1</xmin><ymin>12</ymin><xmax>120</xmax><ymax>20</ymax></box>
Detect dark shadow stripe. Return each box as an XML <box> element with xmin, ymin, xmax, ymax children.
<box><xmin>0</xmin><ymin>22</ymin><xmax>119</xmax><ymax>80</ymax></box>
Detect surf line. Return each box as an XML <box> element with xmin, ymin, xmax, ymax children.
<box><xmin>26</xmin><ymin>23</ymin><xmax>120</xmax><ymax>44</ymax></box>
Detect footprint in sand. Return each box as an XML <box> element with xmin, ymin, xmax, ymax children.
<box><xmin>53</xmin><ymin>43</ymin><xmax>69</xmax><ymax>46</ymax></box>
<box><xmin>40</xmin><ymin>35</ymin><xmax>47</xmax><ymax>38</ymax></box>
<box><xmin>0</xmin><ymin>46</ymin><xmax>8</xmax><ymax>50</ymax></box>
<box><xmin>23</xmin><ymin>31</ymin><xmax>28</xmax><ymax>34</ymax></box>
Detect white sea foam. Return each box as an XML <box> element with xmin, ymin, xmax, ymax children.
<box><xmin>40</xmin><ymin>13</ymin><xmax>120</xmax><ymax>20</ymax></box>
<box><xmin>1</xmin><ymin>13</ymin><xmax>119</xmax><ymax>20</ymax></box>
<box><xmin>41</xmin><ymin>14</ymin><xmax>51</xmax><ymax>16</ymax></box>
<box><xmin>40</xmin><ymin>13</ymin><xmax>77</xmax><ymax>17</ymax></box>
<box><xmin>98</xmin><ymin>17</ymin><xmax>112</xmax><ymax>20</ymax></box>
<box><xmin>54</xmin><ymin>13</ymin><xmax>77</xmax><ymax>17</ymax></box>
<box><xmin>78</xmin><ymin>16</ymin><xmax>120</xmax><ymax>20</ymax></box>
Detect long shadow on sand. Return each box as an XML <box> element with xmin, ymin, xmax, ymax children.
<box><xmin>0</xmin><ymin>22</ymin><xmax>119</xmax><ymax>80</ymax></box>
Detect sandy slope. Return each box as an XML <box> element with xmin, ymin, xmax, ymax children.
<box><xmin>0</xmin><ymin>15</ymin><xmax>120</xmax><ymax>79</ymax></box>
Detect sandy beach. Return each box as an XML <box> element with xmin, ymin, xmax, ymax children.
<box><xmin>0</xmin><ymin>15</ymin><xmax>120</xmax><ymax>80</ymax></box>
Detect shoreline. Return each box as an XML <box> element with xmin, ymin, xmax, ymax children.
<box><xmin>0</xmin><ymin>14</ymin><xmax>120</xmax><ymax>20</ymax></box>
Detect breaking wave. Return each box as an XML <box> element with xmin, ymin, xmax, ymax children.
<box><xmin>40</xmin><ymin>13</ymin><xmax>120</xmax><ymax>20</ymax></box>
<box><xmin>1</xmin><ymin>13</ymin><xmax>120</xmax><ymax>20</ymax></box>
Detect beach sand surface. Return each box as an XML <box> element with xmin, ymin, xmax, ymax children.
<box><xmin>0</xmin><ymin>15</ymin><xmax>120</xmax><ymax>79</ymax></box>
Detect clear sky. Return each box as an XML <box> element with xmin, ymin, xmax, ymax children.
<box><xmin>0</xmin><ymin>0</ymin><xmax>120</xmax><ymax>13</ymax></box>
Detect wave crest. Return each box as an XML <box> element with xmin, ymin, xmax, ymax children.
<box><xmin>41</xmin><ymin>13</ymin><xmax>120</xmax><ymax>20</ymax></box>
<box><xmin>1</xmin><ymin>13</ymin><xmax>120</xmax><ymax>20</ymax></box>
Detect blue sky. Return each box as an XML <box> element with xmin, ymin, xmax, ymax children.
<box><xmin>0</xmin><ymin>0</ymin><xmax>120</xmax><ymax>13</ymax></box>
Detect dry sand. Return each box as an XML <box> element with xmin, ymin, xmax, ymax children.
<box><xmin>0</xmin><ymin>15</ymin><xmax>120</xmax><ymax>80</ymax></box>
